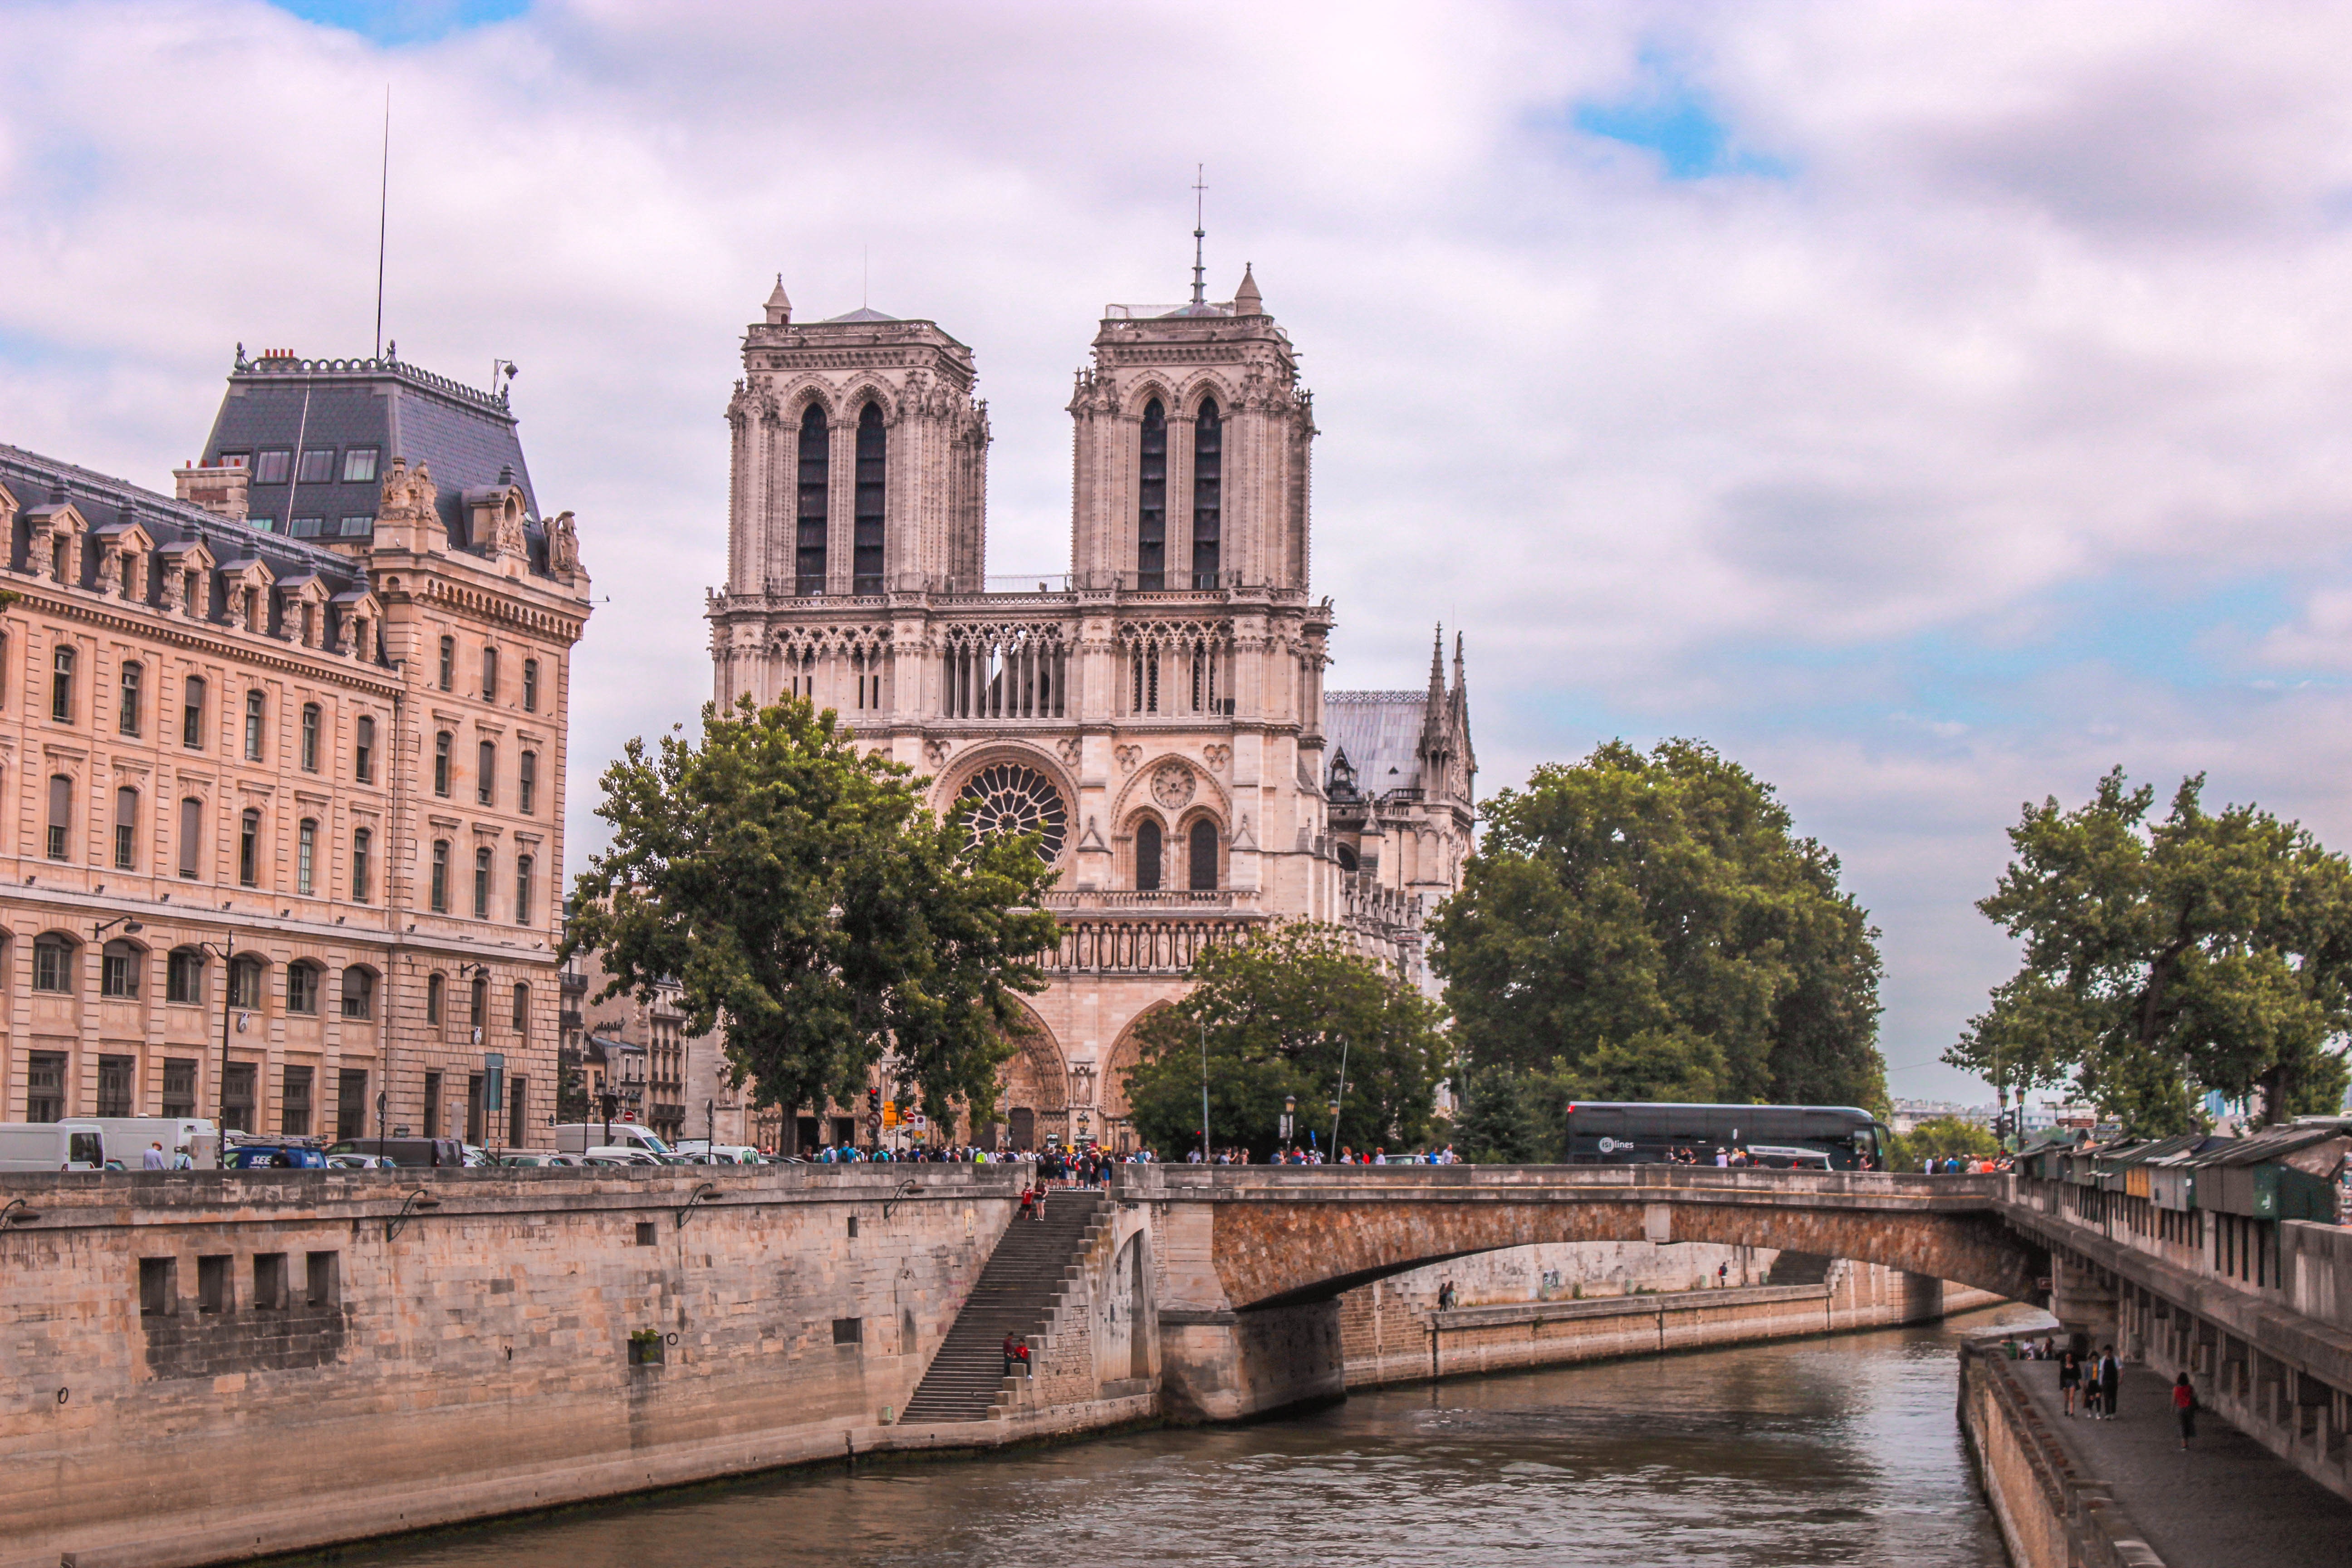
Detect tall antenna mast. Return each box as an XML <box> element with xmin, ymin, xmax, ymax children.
<box><xmin>1190</xmin><ymin>164</ymin><xmax>1208</xmax><ymax>308</ymax></box>
<box><xmin>373</xmin><ymin>86</ymin><xmax>391</xmax><ymax>361</ymax></box>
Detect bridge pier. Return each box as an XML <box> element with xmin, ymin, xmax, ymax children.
<box><xmin>2048</xmin><ymin>1254</ymin><xmax>2118</xmax><ymax>1352</ymax></box>
<box><xmin>1157</xmin><ymin>1302</ymin><xmax>1346</xmax><ymax>1422</ymax></box>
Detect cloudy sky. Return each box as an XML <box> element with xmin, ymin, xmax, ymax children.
<box><xmin>9</xmin><ymin>0</ymin><xmax>2352</xmax><ymax>1101</ymax></box>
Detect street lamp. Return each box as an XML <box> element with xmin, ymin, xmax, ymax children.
<box><xmin>1281</xmin><ymin>1094</ymin><xmax>1296</xmax><ymax>1149</ymax></box>
<box><xmin>194</xmin><ymin>937</ymin><xmax>238</xmax><ymax>1138</ymax></box>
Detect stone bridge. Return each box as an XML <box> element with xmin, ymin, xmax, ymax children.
<box><xmin>1115</xmin><ymin>1164</ymin><xmax>2042</xmax><ymax>1419</ymax></box>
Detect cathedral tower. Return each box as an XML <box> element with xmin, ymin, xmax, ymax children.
<box><xmin>1068</xmin><ymin>265</ymin><xmax>1313</xmax><ymax>592</ymax></box>
<box><xmin>723</xmin><ymin>279</ymin><xmax>989</xmax><ymax>600</ymax></box>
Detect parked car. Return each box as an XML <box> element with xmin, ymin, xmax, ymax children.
<box><xmin>672</xmin><ymin>1141</ymin><xmax>765</xmax><ymax>1165</ymax></box>
<box><xmin>584</xmin><ymin>1148</ymin><xmax>664</xmax><ymax>1167</ymax></box>
<box><xmin>325</xmin><ymin>1153</ymin><xmax>396</xmax><ymax>1170</ymax></box>
<box><xmin>225</xmin><ymin>1144</ymin><xmax>328</xmax><ymax>1170</ymax></box>
<box><xmin>324</xmin><ymin>1138</ymin><xmax>468</xmax><ymax>1169</ymax></box>
<box><xmin>500</xmin><ymin>1152</ymin><xmax>585</xmax><ymax>1167</ymax></box>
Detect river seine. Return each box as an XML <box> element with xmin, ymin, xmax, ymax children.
<box><xmin>328</xmin><ymin>1304</ymin><xmax>2047</xmax><ymax>1568</ymax></box>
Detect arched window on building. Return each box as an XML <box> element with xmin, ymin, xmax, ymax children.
<box><xmin>355</xmin><ymin>715</ymin><xmax>375</xmax><ymax>783</ymax></box>
<box><xmin>181</xmin><ymin>675</ymin><xmax>205</xmax><ymax>749</ymax></box>
<box><xmin>430</xmin><ymin>839</ymin><xmax>450</xmax><ymax>912</ymax></box>
<box><xmin>437</xmin><ymin>635</ymin><xmax>455</xmax><ymax>691</ymax></box>
<box><xmin>522</xmin><ymin>658</ymin><xmax>540</xmax><ymax>713</ymax></box>
<box><xmin>853</xmin><ymin>402</ymin><xmax>887</xmax><ymax>594</ymax></box>
<box><xmin>434</xmin><ymin>731</ymin><xmax>452</xmax><ymax>796</ymax></box>
<box><xmin>243</xmin><ymin>689</ymin><xmax>265</xmax><ymax>760</ymax></box>
<box><xmin>1134</xmin><ymin>818</ymin><xmax>1162</xmax><ymax>892</ymax></box>
<box><xmin>101</xmin><ymin>939</ymin><xmax>142</xmax><ymax>999</ymax></box>
<box><xmin>514</xmin><ymin>854</ymin><xmax>533</xmax><ymax>926</ymax></box>
<box><xmin>1137</xmin><ymin>399</ymin><xmax>1167</xmax><ymax>589</ymax></box>
<box><xmin>167</xmin><ymin>946</ymin><xmax>206</xmax><ymax>1004</ymax></box>
<box><xmin>33</xmin><ymin>933</ymin><xmax>77</xmax><ymax>993</ymax></box>
<box><xmin>351</xmin><ymin>828</ymin><xmax>372</xmax><ymax>903</ymax></box>
<box><xmin>470</xmin><ymin>973</ymin><xmax>490</xmax><ymax>1031</ymax></box>
<box><xmin>227</xmin><ymin>954</ymin><xmax>266</xmax><ymax>1011</ymax></box>
<box><xmin>1189</xmin><ymin>818</ymin><xmax>1219</xmax><ymax>892</ymax></box>
<box><xmin>50</xmin><ymin>645</ymin><xmax>74</xmax><ymax>723</ymax></box>
<box><xmin>474</xmin><ymin>847</ymin><xmax>492</xmax><ymax>918</ymax></box>
<box><xmin>341</xmin><ymin>966</ymin><xmax>376</xmax><ymax>1020</ymax></box>
<box><xmin>477</xmin><ymin>740</ymin><xmax>496</xmax><ymax>807</ymax></box>
<box><xmin>299</xmin><ymin>702</ymin><xmax>320</xmax><ymax>771</ymax></box>
<box><xmin>297</xmin><ymin>818</ymin><xmax>317</xmax><ymax>897</ymax></box>
<box><xmin>238</xmin><ymin>808</ymin><xmax>260</xmax><ymax>887</ymax></box>
<box><xmin>511</xmin><ymin>981</ymin><xmax>529</xmax><ymax>1035</ymax></box>
<box><xmin>286</xmin><ymin>960</ymin><xmax>322</xmax><ymax>1015</ymax></box>
<box><xmin>519</xmin><ymin>750</ymin><xmax>538</xmax><ymax>815</ymax></box>
<box><xmin>1192</xmin><ymin>397</ymin><xmax>1221</xmax><ymax>588</ymax></box>
<box><xmin>118</xmin><ymin>661</ymin><xmax>142</xmax><ymax>736</ymax></box>
<box><xmin>426</xmin><ymin>971</ymin><xmax>445</xmax><ymax>1026</ymax></box>
<box><xmin>796</xmin><ymin>402</ymin><xmax>828</xmax><ymax>595</ymax></box>
<box><xmin>113</xmin><ymin>787</ymin><xmax>138</xmax><ymax>871</ymax></box>
<box><xmin>481</xmin><ymin>645</ymin><xmax>499</xmax><ymax>703</ymax></box>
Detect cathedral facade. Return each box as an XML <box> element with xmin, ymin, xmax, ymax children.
<box><xmin>707</xmin><ymin>263</ymin><xmax>1472</xmax><ymax>1153</ymax></box>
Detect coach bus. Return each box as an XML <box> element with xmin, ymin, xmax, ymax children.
<box><xmin>1561</xmin><ymin>1102</ymin><xmax>1892</xmax><ymax>1171</ymax></box>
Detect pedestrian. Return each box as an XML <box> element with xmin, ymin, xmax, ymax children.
<box><xmin>1717</xmin><ymin>1261</ymin><xmax>1730</xmax><ymax>1288</ymax></box>
<box><xmin>2081</xmin><ymin>1352</ymin><xmax>2104</xmax><ymax>1419</ymax></box>
<box><xmin>1002</xmin><ymin>1333</ymin><xmax>1027</xmax><ymax>1378</ymax></box>
<box><xmin>1031</xmin><ymin>1184</ymin><xmax>1048</xmax><ymax>1221</ymax></box>
<box><xmin>2099</xmin><ymin>1347</ymin><xmax>2121</xmax><ymax>1419</ymax></box>
<box><xmin>2058</xmin><ymin>1347</ymin><xmax>2082</xmax><ymax>1416</ymax></box>
<box><xmin>2173</xmin><ymin>1372</ymin><xmax>2197</xmax><ymax>1448</ymax></box>
<box><xmin>141</xmin><ymin>1141</ymin><xmax>167</xmax><ymax>1171</ymax></box>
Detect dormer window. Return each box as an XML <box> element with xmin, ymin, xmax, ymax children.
<box><xmin>289</xmin><ymin>517</ymin><xmax>324</xmax><ymax>539</ymax></box>
<box><xmin>252</xmin><ymin>450</ymin><xmax>291</xmax><ymax>485</ymax></box>
<box><xmin>342</xmin><ymin>448</ymin><xmax>379</xmax><ymax>485</ymax></box>
<box><xmin>297</xmin><ymin>449</ymin><xmax>336</xmax><ymax>485</ymax></box>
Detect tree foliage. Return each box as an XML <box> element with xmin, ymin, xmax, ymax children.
<box><xmin>1122</xmin><ymin>923</ymin><xmax>1448</xmax><ymax>1158</ymax></box>
<box><xmin>1452</xmin><ymin>1064</ymin><xmax>1551</xmax><ymax>1163</ymax></box>
<box><xmin>1891</xmin><ymin>1116</ymin><xmax>1999</xmax><ymax>1167</ymax></box>
<box><xmin>1949</xmin><ymin>768</ymin><xmax>2352</xmax><ymax>1133</ymax></box>
<box><xmin>1430</xmin><ymin>739</ymin><xmax>1886</xmax><ymax>1109</ymax></box>
<box><xmin>564</xmin><ymin>696</ymin><xmax>1063</xmax><ymax>1127</ymax></box>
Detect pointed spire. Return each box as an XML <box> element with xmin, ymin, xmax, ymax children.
<box><xmin>1451</xmin><ymin>631</ymin><xmax>1469</xmax><ymax>722</ymax></box>
<box><xmin>1420</xmin><ymin>625</ymin><xmax>1449</xmax><ymax>757</ymax></box>
<box><xmin>1190</xmin><ymin>165</ymin><xmax>1209</xmax><ymax>309</ymax></box>
<box><xmin>1234</xmin><ymin>262</ymin><xmax>1263</xmax><ymax>316</ymax></box>
<box><xmin>763</xmin><ymin>274</ymin><xmax>793</xmax><ymax>325</ymax></box>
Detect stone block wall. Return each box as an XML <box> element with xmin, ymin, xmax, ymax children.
<box><xmin>1</xmin><ymin>1166</ymin><xmax>1025</xmax><ymax>1568</ymax></box>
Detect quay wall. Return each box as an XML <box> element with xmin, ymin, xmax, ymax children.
<box><xmin>0</xmin><ymin>1166</ymin><xmax>1058</xmax><ymax>1568</ymax></box>
<box><xmin>1956</xmin><ymin>1340</ymin><xmax>2164</xmax><ymax>1568</ymax></box>
<box><xmin>1343</xmin><ymin>1253</ymin><xmax>2000</xmax><ymax>1387</ymax></box>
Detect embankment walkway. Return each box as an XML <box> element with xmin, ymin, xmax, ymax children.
<box><xmin>2004</xmin><ymin>1350</ymin><xmax>2352</xmax><ymax>1566</ymax></box>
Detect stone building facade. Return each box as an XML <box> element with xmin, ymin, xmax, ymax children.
<box><xmin>708</xmin><ymin>264</ymin><xmax>1472</xmax><ymax>1153</ymax></box>
<box><xmin>0</xmin><ymin>349</ymin><xmax>589</xmax><ymax>1147</ymax></box>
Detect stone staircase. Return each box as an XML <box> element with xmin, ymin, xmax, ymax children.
<box><xmin>898</xmin><ymin>1188</ymin><xmax>1110</xmax><ymax>1424</ymax></box>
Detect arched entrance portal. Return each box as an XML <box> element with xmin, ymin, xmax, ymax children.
<box><xmin>991</xmin><ymin>1004</ymin><xmax>1068</xmax><ymax>1152</ymax></box>
<box><xmin>1099</xmin><ymin>1002</ymin><xmax>1172</xmax><ymax>1155</ymax></box>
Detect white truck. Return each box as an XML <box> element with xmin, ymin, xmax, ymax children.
<box><xmin>553</xmin><ymin>1122</ymin><xmax>673</xmax><ymax>1161</ymax></box>
<box><xmin>74</xmin><ymin>1117</ymin><xmax>220</xmax><ymax>1169</ymax></box>
<box><xmin>0</xmin><ymin>1122</ymin><xmax>107</xmax><ymax>1171</ymax></box>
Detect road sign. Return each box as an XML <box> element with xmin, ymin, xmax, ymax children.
<box><xmin>882</xmin><ymin>1103</ymin><xmax>900</xmax><ymax>1129</ymax></box>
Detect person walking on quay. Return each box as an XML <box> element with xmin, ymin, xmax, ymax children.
<box><xmin>2173</xmin><ymin>1372</ymin><xmax>2198</xmax><ymax>1448</ymax></box>
<box><xmin>2058</xmin><ymin>1347</ymin><xmax>2083</xmax><ymax>1416</ymax></box>
<box><xmin>2082</xmin><ymin>1351</ymin><xmax>2105</xmax><ymax>1419</ymax></box>
<box><xmin>142</xmin><ymin>1141</ymin><xmax>167</xmax><ymax>1170</ymax></box>
<box><xmin>2099</xmin><ymin>1347</ymin><xmax>2122</xmax><ymax>1419</ymax></box>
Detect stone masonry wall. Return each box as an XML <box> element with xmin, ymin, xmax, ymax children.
<box><xmin>0</xmin><ymin>1166</ymin><xmax>1029</xmax><ymax>1568</ymax></box>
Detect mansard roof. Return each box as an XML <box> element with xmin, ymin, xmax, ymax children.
<box><xmin>198</xmin><ymin>348</ymin><xmax>554</xmax><ymax>569</ymax></box>
<box><xmin>0</xmin><ymin>441</ymin><xmax>369</xmax><ymax>603</ymax></box>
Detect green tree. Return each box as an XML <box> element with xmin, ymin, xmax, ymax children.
<box><xmin>554</xmin><ymin>1054</ymin><xmax>592</xmax><ymax>1124</ymax></box>
<box><xmin>1452</xmin><ymin>1065</ymin><xmax>1550</xmax><ymax>1162</ymax></box>
<box><xmin>1891</xmin><ymin>1115</ymin><xmax>1999</xmax><ymax>1168</ymax></box>
<box><xmin>564</xmin><ymin>696</ymin><xmax>1063</xmax><ymax>1131</ymax></box>
<box><xmin>1430</xmin><ymin>739</ymin><xmax>1887</xmax><ymax>1108</ymax></box>
<box><xmin>1949</xmin><ymin>768</ymin><xmax>2352</xmax><ymax>1133</ymax></box>
<box><xmin>1122</xmin><ymin>923</ymin><xmax>1447</xmax><ymax>1159</ymax></box>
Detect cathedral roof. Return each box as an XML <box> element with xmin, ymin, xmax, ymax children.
<box><xmin>1325</xmin><ymin>690</ymin><xmax>1435</xmax><ymax>797</ymax></box>
<box><xmin>820</xmin><ymin>306</ymin><xmax>901</xmax><ymax>323</ymax></box>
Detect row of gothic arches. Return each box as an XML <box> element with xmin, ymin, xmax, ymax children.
<box><xmin>990</xmin><ymin>998</ymin><xmax>1173</xmax><ymax>1154</ymax></box>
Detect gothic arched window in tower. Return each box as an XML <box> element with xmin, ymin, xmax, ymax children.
<box><xmin>795</xmin><ymin>403</ymin><xmax>828</xmax><ymax>595</ymax></box>
<box><xmin>1191</xmin><ymin>396</ymin><xmax>1221</xmax><ymax>589</ymax></box>
<box><xmin>1188</xmin><ymin>818</ymin><xmax>1219</xmax><ymax>891</ymax></box>
<box><xmin>854</xmin><ymin>402</ymin><xmax>887</xmax><ymax>595</ymax></box>
<box><xmin>1137</xmin><ymin>398</ymin><xmax>1167</xmax><ymax>589</ymax></box>
<box><xmin>956</xmin><ymin>763</ymin><xmax>1068</xmax><ymax>864</ymax></box>
<box><xmin>1135</xmin><ymin>818</ymin><xmax>1162</xmax><ymax>892</ymax></box>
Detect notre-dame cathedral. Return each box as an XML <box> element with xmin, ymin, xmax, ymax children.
<box><xmin>707</xmin><ymin>256</ymin><xmax>1474</xmax><ymax>1153</ymax></box>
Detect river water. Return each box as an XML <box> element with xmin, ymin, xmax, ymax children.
<box><xmin>329</xmin><ymin>1304</ymin><xmax>2047</xmax><ymax>1568</ymax></box>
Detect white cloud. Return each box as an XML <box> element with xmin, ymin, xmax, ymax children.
<box><xmin>7</xmin><ymin>0</ymin><xmax>2352</xmax><ymax>1098</ymax></box>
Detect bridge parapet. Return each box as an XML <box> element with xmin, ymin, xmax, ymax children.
<box><xmin>1116</xmin><ymin>1163</ymin><xmax>2005</xmax><ymax>1209</ymax></box>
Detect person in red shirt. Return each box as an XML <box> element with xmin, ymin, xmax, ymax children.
<box><xmin>2173</xmin><ymin>1372</ymin><xmax>2197</xmax><ymax>1448</ymax></box>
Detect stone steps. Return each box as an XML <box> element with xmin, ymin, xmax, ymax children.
<box><xmin>899</xmin><ymin>1190</ymin><xmax>1109</xmax><ymax>1424</ymax></box>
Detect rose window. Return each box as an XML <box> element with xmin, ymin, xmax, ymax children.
<box><xmin>956</xmin><ymin>763</ymin><xmax>1068</xmax><ymax>863</ymax></box>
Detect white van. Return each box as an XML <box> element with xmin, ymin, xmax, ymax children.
<box><xmin>75</xmin><ymin>1117</ymin><xmax>220</xmax><ymax>1169</ymax></box>
<box><xmin>553</xmin><ymin>1123</ymin><xmax>672</xmax><ymax>1160</ymax></box>
<box><xmin>0</xmin><ymin>1122</ymin><xmax>107</xmax><ymax>1171</ymax></box>
<box><xmin>671</xmin><ymin>1141</ymin><xmax>763</xmax><ymax>1164</ymax></box>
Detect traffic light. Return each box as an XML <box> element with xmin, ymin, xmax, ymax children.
<box><xmin>867</xmin><ymin>1088</ymin><xmax>882</xmax><ymax>1117</ymax></box>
